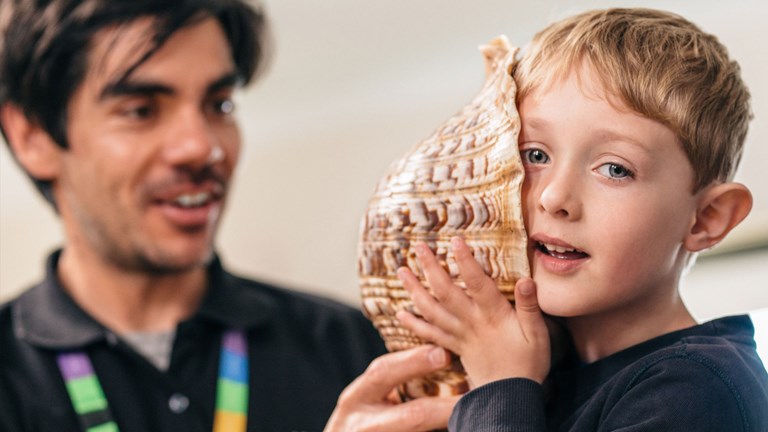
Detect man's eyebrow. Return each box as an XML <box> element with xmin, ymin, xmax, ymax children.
<box><xmin>99</xmin><ymin>80</ymin><xmax>173</xmax><ymax>101</ymax></box>
<box><xmin>98</xmin><ymin>71</ymin><xmax>241</xmax><ymax>101</ymax></box>
<box><xmin>207</xmin><ymin>72</ymin><xmax>241</xmax><ymax>93</ymax></box>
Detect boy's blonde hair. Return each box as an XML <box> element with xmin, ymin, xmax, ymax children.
<box><xmin>514</xmin><ymin>8</ymin><xmax>751</xmax><ymax>192</ymax></box>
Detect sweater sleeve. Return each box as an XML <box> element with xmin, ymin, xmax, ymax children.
<box><xmin>448</xmin><ymin>378</ymin><xmax>546</xmax><ymax>432</ymax></box>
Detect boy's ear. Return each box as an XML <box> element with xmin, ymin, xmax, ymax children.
<box><xmin>684</xmin><ymin>182</ymin><xmax>753</xmax><ymax>253</ymax></box>
<box><xmin>0</xmin><ymin>103</ymin><xmax>63</xmax><ymax>181</ymax></box>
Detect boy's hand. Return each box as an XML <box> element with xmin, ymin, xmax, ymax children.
<box><xmin>396</xmin><ymin>237</ymin><xmax>551</xmax><ymax>387</ymax></box>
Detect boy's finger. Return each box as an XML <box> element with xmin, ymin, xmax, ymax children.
<box><xmin>452</xmin><ymin>237</ymin><xmax>506</xmax><ymax>310</ymax></box>
<box><xmin>414</xmin><ymin>242</ymin><xmax>468</xmax><ymax>310</ymax></box>
<box><xmin>398</xmin><ymin>267</ymin><xmax>463</xmax><ymax>333</ymax></box>
<box><xmin>396</xmin><ymin>310</ymin><xmax>458</xmax><ymax>353</ymax></box>
<box><xmin>514</xmin><ymin>278</ymin><xmax>549</xmax><ymax>344</ymax></box>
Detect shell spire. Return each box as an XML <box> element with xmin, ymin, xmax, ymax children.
<box><xmin>358</xmin><ymin>35</ymin><xmax>529</xmax><ymax>399</ymax></box>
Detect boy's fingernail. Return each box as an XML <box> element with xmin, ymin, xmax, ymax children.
<box><xmin>428</xmin><ymin>346</ymin><xmax>448</xmax><ymax>366</ymax></box>
<box><xmin>519</xmin><ymin>280</ymin><xmax>533</xmax><ymax>296</ymax></box>
<box><xmin>396</xmin><ymin>267</ymin><xmax>407</xmax><ymax>279</ymax></box>
<box><xmin>414</xmin><ymin>243</ymin><xmax>426</xmax><ymax>257</ymax></box>
<box><xmin>451</xmin><ymin>237</ymin><xmax>462</xmax><ymax>249</ymax></box>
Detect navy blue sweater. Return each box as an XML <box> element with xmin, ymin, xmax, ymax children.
<box><xmin>449</xmin><ymin>315</ymin><xmax>768</xmax><ymax>431</ymax></box>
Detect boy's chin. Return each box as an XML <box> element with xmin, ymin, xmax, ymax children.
<box><xmin>533</xmin><ymin>293</ymin><xmax>578</xmax><ymax>319</ymax></box>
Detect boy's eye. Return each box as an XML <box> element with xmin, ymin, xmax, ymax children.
<box><xmin>521</xmin><ymin>148</ymin><xmax>550</xmax><ymax>164</ymax></box>
<box><xmin>596</xmin><ymin>163</ymin><xmax>634</xmax><ymax>180</ymax></box>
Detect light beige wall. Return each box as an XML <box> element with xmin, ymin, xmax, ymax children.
<box><xmin>2</xmin><ymin>0</ymin><xmax>767</xmax><ymax>319</ymax></box>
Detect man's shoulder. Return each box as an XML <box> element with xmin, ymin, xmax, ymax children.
<box><xmin>0</xmin><ymin>298</ymin><xmax>13</xmax><ymax>339</ymax></box>
<box><xmin>0</xmin><ymin>286</ymin><xmax>34</xmax><ymax>335</ymax></box>
<box><xmin>0</xmin><ymin>298</ymin><xmax>11</xmax><ymax>320</ymax></box>
<box><xmin>226</xmin><ymin>271</ymin><xmax>364</xmax><ymax>318</ymax></box>
<box><xmin>0</xmin><ymin>287</ymin><xmax>39</xmax><ymax>370</ymax></box>
<box><xmin>219</xmin><ymin>270</ymin><xmax>383</xmax><ymax>346</ymax></box>
<box><xmin>1</xmin><ymin>284</ymin><xmax>31</xmax><ymax>309</ymax></box>
<box><xmin>221</xmin><ymin>270</ymin><xmax>387</xmax><ymax>359</ymax></box>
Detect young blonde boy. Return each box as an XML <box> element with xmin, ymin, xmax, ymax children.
<box><xmin>396</xmin><ymin>8</ymin><xmax>768</xmax><ymax>431</ymax></box>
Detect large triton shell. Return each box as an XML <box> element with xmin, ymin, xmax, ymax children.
<box><xmin>358</xmin><ymin>36</ymin><xmax>530</xmax><ymax>399</ymax></box>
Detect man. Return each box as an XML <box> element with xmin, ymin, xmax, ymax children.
<box><xmin>0</xmin><ymin>1</ymin><xmax>455</xmax><ymax>430</ymax></box>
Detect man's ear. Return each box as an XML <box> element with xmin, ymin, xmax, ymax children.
<box><xmin>684</xmin><ymin>182</ymin><xmax>753</xmax><ymax>253</ymax></box>
<box><xmin>0</xmin><ymin>103</ymin><xmax>63</xmax><ymax>180</ymax></box>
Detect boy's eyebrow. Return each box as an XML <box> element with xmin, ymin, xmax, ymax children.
<box><xmin>523</xmin><ymin>116</ymin><xmax>652</xmax><ymax>150</ymax></box>
<box><xmin>521</xmin><ymin>117</ymin><xmax>549</xmax><ymax>131</ymax></box>
<box><xmin>593</xmin><ymin>128</ymin><xmax>653</xmax><ymax>153</ymax></box>
<box><xmin>99</xmin><ymin>71</ymin><xmax>241</xmax><ymax>101</ymax></box>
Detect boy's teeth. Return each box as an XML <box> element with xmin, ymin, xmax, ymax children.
<box><xmin>175</xmin><ymin>192</ymin><xmax>210</xmax><ymax>207</ymax></box>
<box><xmin>542</xmin><ymin>242</ymin><xmax>577</xmax><ymax>253</ymax></box>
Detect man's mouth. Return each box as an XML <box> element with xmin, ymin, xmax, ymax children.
<box><xmin>172</xmin><ymin>191</ymin><xmax>216</xmax><ymax>208</ymax></box>
<box><xmin>535</xmin><ymin>241</ymin><xmax>590</xmax><ymax>260</ymax></box>
<box><xmin>147</xmin><ymin>181</ymin><xmax>226</xmax><ymax>229</ymax></box>
<box><xmin>151</xmin><ymin>181</ymin><xmax>225</xmax><ymax>207</ymax></box>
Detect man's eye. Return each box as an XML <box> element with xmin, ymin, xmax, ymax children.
<box><xmin>596</xmin><ymin>163</ymin><xmax>634</xmax><ymax>180</ymax></box>
<box><xmin>210</xmin><ymin>98</ymin><xmax>235</xmax><ymax>116</ymax></box>
<box><xmin>123</xmin><ymin>105</ymin><xmax>155</xmax><ymax>119</ymax></box>
<box><xmin>521</xmin><ymin>149</ymin><xmax>550</xmax><ymax>164</ymax></box>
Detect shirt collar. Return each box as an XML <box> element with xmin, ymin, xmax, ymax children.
<box><xmin>13</xmin><ymin>250</ymin><xmax>276</xmax><ymax>350</ymax></box>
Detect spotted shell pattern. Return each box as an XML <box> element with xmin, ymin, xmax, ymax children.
<box><xmin>358</xmin><ymin>36</ymin><xmax>530</xmax><ymax>399</ymax></box>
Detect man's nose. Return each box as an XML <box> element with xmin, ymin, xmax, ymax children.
<box><xmin>162</xmin><ymin>109</ymin><xmax>221</xmax><ymax>169</ymax></box>
<box><xmin>537</xmin><ymin>168</ymin><xmax>582</xmax><ymax>220</ymax></box>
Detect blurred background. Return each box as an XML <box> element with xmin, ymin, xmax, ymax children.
<box><xmin>2</xmin><ymin>0</ymin><xmax>766</xmax><ymax>358</ymax></box>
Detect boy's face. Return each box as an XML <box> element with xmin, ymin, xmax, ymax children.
<box><xmin>518</xmin><ymin>65</ymin><xmax>699</xmax><ymax>321</ymax></box>
<box><xmin>53</xmin><ymin>17</ymin><xmax>241</xmax><ymax>273</ymax></box>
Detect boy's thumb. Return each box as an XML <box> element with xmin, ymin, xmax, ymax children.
<box><xmin>514</xmin><ymin>278</ymin><xmax>547</xmax><ymax>340</ymax></box>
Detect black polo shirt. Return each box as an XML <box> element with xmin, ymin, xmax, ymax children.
<box><xmin>0</xmin><ymin>251</ymin><xmax>387</xmax><ymax>432</ymax></box>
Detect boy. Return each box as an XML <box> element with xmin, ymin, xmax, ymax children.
<box><xmin>396</xmin><ymin>8</ymin><xmax>768</xmax><ymax>431</ymax></box>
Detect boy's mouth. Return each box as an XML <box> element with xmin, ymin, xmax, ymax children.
<box><xmin>535</xmin><ymin>241</ymin><xmax>590</xmax><ymax>260</ymax></box>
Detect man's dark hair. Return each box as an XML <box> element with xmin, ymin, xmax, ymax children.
<box><xmin>0</xmin><ymin>0</ymin><xmax>269</xmax><ymax>206</ymax></box>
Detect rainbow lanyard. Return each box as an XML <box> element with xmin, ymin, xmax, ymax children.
<box><xmin>56</xmin><ymin>329</ymin><xmax>249</xmax><ymax>432</ymax></box>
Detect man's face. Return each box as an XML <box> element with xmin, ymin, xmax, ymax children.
<box><xmin>56</xmin><ymin>17</ymin><xmax>241</xmax><ymax>273</ymax></box>
<box><xmin>518</xmin><ymin>64</ymin><xmax>699</xmax><ymax>323</ymax></box>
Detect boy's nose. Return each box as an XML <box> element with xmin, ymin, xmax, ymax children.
<box><xmin>162</xmin><ymin>110</ymin><xmax>221</xmax><ymax>170</ymax></box>
<box><xmin>537</xmin><ymin>171</ymin><xmax>582</xmax><ymax>220</ymax></box>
